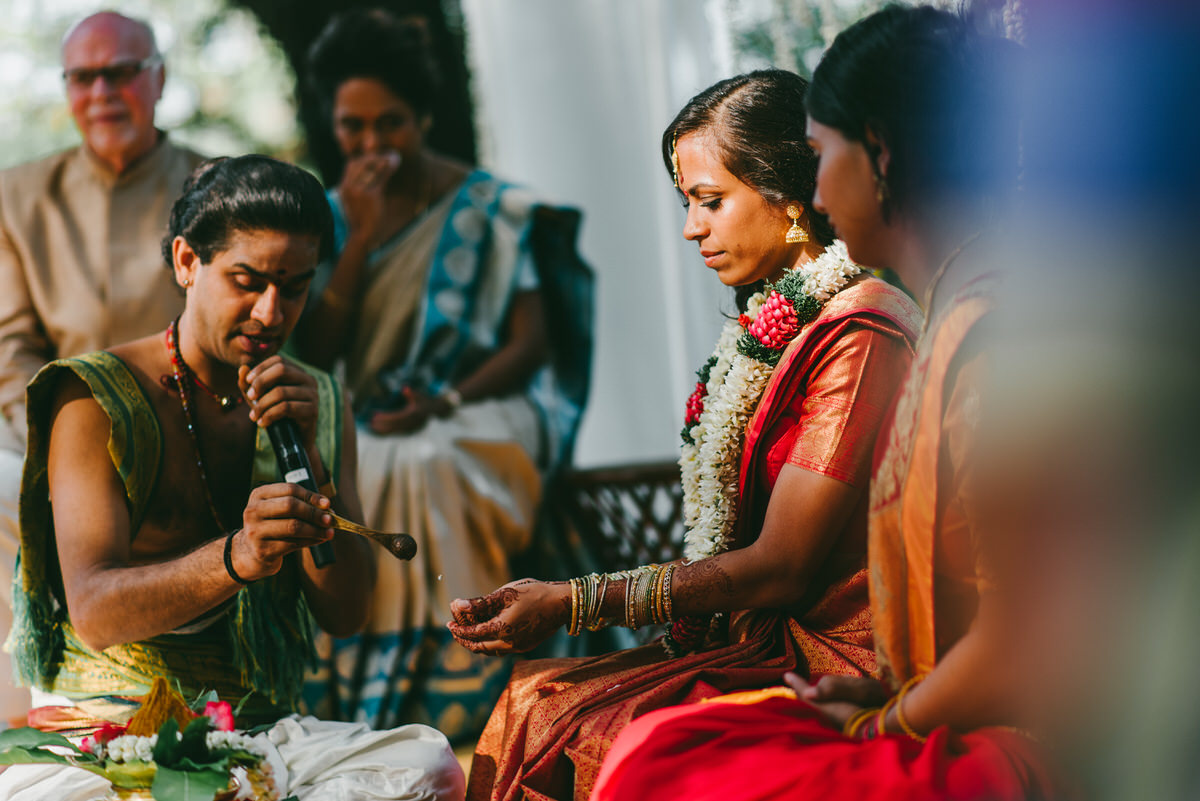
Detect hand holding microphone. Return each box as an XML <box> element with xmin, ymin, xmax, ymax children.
<box><xmin>265</xmin><ymin>418</ymin><xmax>336</xmax><ymax>568</ymax></box>
<box><xmin>240</xmin><ymin>358</ymin><xmax>336</xmax><ymax>568</ymax></box>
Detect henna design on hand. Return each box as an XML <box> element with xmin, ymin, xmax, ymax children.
<box><xmin>446</xmin><ymin>582</ymin><xmax>572</xmax><ymax>653</ymax></box>
<box><xmin>673</xmin><ymin>558</ymin><xmax>735</xmax><ymax>617</ymax></box>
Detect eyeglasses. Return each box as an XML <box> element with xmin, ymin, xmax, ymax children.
<box><xmin>63</xmin><ymin>57</ymin><xmax>160</xmax><ymax>90</ymax></box>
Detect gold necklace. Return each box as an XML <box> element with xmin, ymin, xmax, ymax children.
<box><xmin>920</xmin><ymin>231</ymin><xmax>983</xmax><ymax>334</ymax></box>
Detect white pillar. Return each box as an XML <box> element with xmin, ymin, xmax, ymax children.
<box><xmin>462</xmin><ymin>0</ymin><xmax>732</xmax><ymax>467</ymax></box>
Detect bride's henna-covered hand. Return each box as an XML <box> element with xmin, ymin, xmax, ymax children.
<box><xmin>447</xmin><ymin>579</ymin><xmax>570</xmax><ymax>655</ymax></box>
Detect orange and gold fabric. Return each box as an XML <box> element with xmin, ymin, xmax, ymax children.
<box><xmin>467</xmin><ymin>276</ymin><xmax>921</xmax><ymax>801</ymax></box>
<box><xmin>868</xmin><ymin>274</ymin><xmax>997</xmax><ymax>690</ymax></box>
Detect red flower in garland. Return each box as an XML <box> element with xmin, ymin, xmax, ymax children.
<box><xmin>747</xmin><ymin>292</ymin><xmax>801</xmax><ymax>350</ymax></box>
<box><xmin>684</xmin><ymin>381</ymin><xmax>707</xmax><ymax>427</ymax></box>
<box><xmin>80</xmin><ymin>722</ymin><xmax>128</xmax><ymax>754</ymax></box>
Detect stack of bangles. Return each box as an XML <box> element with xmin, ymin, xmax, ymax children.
<box><xmin>567</xmin><ymin>564</ymin><xmax>675</xmax><ymax>636</ymax></box>
<box><xmin>841</xmin><ymin>675</ymin><xmax>927</xmax><ymax>742</ymax></box>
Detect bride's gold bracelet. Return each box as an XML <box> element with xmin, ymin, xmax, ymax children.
<box><xmin>566</xmin><ymin>564</ymin><xmax>677</xmax><ymax>634</ymax></box>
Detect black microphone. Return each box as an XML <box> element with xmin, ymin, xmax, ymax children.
<box><xmin>266</xmin><ymin>418</ymin><xmax>336</xmax><ymax>568</ymax></box>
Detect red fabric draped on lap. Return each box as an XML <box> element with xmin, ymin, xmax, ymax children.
<box><xmin>593</xmin><ymin>697</ymin><xmax>1064</xmax><ymax>801</ymax></box>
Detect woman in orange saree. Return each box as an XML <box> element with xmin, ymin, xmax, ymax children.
<box><xmin>448</xmin><ymin>70</ymin><xmax>920</xmax><ymax>801</ymax></box>
<box><xmin>592</xmin><ymin>7</ymin><xmax>1072</xmax><ymax>801</ymax></box>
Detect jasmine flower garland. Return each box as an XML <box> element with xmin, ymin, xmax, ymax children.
<box><xmin>679</xmin><ymin>241</ymin><xmax>861</xmax><ymax>562</ymax></box>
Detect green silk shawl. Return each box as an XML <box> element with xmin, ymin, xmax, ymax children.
<box><xmin>8</xmin><ymin>351</ymin><xmax>344</xmax><ymax>711</ymax></box>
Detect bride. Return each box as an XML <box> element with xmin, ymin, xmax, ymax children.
<box><xmin>449</xmin><ymin>69</ymin><xmax>921</xmax><ymax>801</ymax></box>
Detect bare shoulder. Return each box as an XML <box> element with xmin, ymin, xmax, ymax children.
<box><xmin>108</xmin><ymin>333</ymin><xmax>169</xmax><ymax>388</ymax></box>
<box><xmin>47</xmin><ymin>371</ymin><xmax>110</xmax><ymax>455</ymax></box>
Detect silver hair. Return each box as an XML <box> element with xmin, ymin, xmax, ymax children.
<box><xmin>61</xmin><ymin>11</ymin><xmax>162</xmax><ymax>61</ymax></box>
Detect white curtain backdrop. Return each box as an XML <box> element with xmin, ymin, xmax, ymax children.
<box><xmin>462</xmin><ymin>0</ymin><xmax>736</xmax><ymax>468</ymax></box>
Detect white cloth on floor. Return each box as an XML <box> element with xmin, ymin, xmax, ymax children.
<box><xmin>0</xmin><ymin>715</ymin><xmax>465</xmax><ymax>800</ymax></box>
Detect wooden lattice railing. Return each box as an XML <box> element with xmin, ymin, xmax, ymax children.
<box><xmin>557</xmin><ymin>460</ymin><xmax>685</xmax><ymax>571</ymax></box>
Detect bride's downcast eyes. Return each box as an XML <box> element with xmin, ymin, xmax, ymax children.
<box><xmin>679</xmin><ymin>196</ymin><xmax>724</xmax><ymax>210</ymax></box>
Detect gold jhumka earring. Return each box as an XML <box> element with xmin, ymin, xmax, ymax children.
<box><xmin>874</xmin><ymin>173</ymin><xmax>890</xmax><ymax>205</ymax></box>
<box><xmin>785</xmin><ymin>204</ymin><xmax>809</xmax><ymax>244</ymax></box>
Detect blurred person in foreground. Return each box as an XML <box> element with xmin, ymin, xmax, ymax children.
<box><xmin>450</xmin><ymin>69</ymin><xmax>920</xmax><ymax>801</ymax></box>
<box><xmin>0</xmin><ymin>155</ymin><xmax>463</xmax><ymax>800</ymax></box>
<box><xmin>979</xmin><ymin>1</ymin><xmax>1200</xmax><ymax>800</ymax></box>
<box><xmin>290</xmin><ymin>8</ymin><xmax>591</xmax><ymax>743</ymax></box>
<box><xmin>592</xmin><ymin>7</ymin><xmax>1071</xmax><ymax>800</ymax></box>
<box><xmin>0</xmin><ymin>9</ymin><xmax>205</xmax><ymax>724</ymax></box>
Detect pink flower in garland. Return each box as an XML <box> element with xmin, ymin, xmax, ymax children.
<box><xmin>747</xmin><ymin>292</ymin><xmax>801</xmax><ymax>350</ymax></box>
<box><xmin>684</xmin><ymin>381</ymin><xmax>707</xmax><ymax>427</ymax></box>
<box><xmin>204</xmin><ymin>701</ymin><xmax>235</xmax><ymax>732</ymax></box>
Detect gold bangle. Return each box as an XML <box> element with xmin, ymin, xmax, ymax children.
<box><xmin>628</xmin><ymin>567</ymin><xmax>655</xmax><ymax>629</ymax></box>
<box><xmin>843</xmin><ymin>706</ymin><xmax>879</xmax><ymax>739</ymax></box>
<box><xmin>568</xmin><ymin>578</ymin><xmax>581</xmax><ymax>636</ymax></box>
<box><xmin>581</xmin><ymin>575</ymin><xmax>595</xmax><ymax>631</ymax></box>
<box><xmin>657</xmin><ymin>565</ymin><xmax>667</xmax><ymax>623</ymax></box>
<box><xmin>624</xmin><ymin>571</ymin><xmax>637</xmax><ymax>628</ymax></box>
<box><xmin>576</xmin><ymin>576</ymin><xmax>589</xmax><ymax>635</ymax></box>
<box><xmin>586</xmin><ymin>573</ymin><xmax>608</xmax><ymax>631</ymax></box>
<box><xmin>662</xmin><ymin>564</ymin><xmax>675</xmax><ymax>622</ymax></box>
<box><xmin>895</xmin><ymin>675</ymin><xmax>927</xmax><ymax>742</ymax></box>
<box><xmin>878</xmin><ymin>694</ymin><xmax>901</xmax><ymax>736</ymax></box>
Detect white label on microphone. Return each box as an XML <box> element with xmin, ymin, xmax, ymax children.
<box><xmin>285</xmin><ymin>468</ymin><xmax>310</xmax><ymax>484</ymax></box>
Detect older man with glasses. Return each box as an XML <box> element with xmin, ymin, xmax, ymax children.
<box><xmin>0</xmin><ymin>10</ymin><xmax>206</xmax><ymax>722</ymax></box>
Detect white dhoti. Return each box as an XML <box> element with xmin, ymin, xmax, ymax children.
<box><xmin>0</xmin><ymin>715</ymin><xmax>465</xmax><ymax>800</ymax></box>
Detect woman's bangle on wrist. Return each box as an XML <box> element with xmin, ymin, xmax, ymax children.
<box><xmin>895</xmin><ymin>675</ymin><xmax>927</xmax><ymax>742</ymax></box>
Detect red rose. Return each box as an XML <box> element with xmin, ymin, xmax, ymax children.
<box><xmin>204</xmin><ymin>701</ymin><xmax>235</xmax><ymax>731</ymax></box>
<box><xmin>81</xmin><ymin>722</ymin><xmax>128</xmax><ymax>753</ymax></box>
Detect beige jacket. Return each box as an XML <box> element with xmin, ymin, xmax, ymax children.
<box><xmin>0</xmin><ymin>136</ymin><xmax>205</xmax><ymax>445</ymax></box>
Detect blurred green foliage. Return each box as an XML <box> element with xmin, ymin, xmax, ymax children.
<box><xmin>0</xmin><ymin>0</ymin><xmax>301</xmax><ymax>169</ymax></box>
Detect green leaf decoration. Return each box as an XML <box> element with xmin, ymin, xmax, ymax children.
<box><xmin>0</xmin><ymin>727</ymin><xmax>108</xmax><ymax>775</ymax></box>
<box><xmin>790</xmin><ymin>293</ymin><xmax>822</xmax><ymax>323</ymax></box>
<box><xmin>189</xmin><ymin>688</ymin><xmax>219</xmax><ymax>712</ymax></box>
<box><xmin>0</xmin><ymin>745</ymin><xmax>94</xmax><ymax>771</ymax></box>
<box><xmin>176</xmin><ymin>716</ymin><xmax>214</xmax><ymax>766</ymax></box>
<box><xmin>152</xmin><ymin>718</ymin><xmax>181</xmax><ymax>766</ymax></box>
<box><xmin>0</xmin><ymin>727</ymin><xmax>82</xmax><ymax>754</ymax></box>
<box><xmin>151</xmin><ymin>762</ymin><xmax>229</xmax><ymax>801</ymax></box>
<box><xmin>737</xmin><ymin>330</ymin><xmax>784</xmax><ymax>366</ymax></box>
<box><xmin>233</xmin><ymin>690</ymin><xmax>255</xmax><ymax>718</ymax></box>
<box><xmin>171</xmin><ymin>754</ymin><xmax>231</xmax><ymax>773</ymax></box>
<box><xmin>106</xmin><ymin>760</ymin><xmax>157</xmax><ymax>789</ymax></box>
